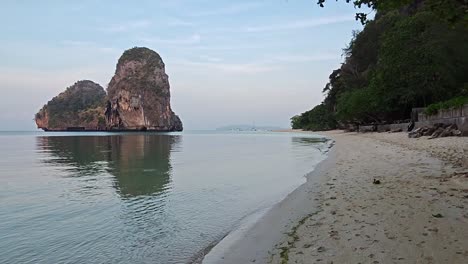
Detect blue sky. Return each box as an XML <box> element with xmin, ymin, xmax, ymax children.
<box><xmin>0</xmin><ymin>0</ymin><xmax>367</xmax><ymax>130</ymax></box>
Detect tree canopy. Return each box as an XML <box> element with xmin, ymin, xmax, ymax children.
<box><xmin>316</xmin><ymin>0</ymin><xmax>467</xmax><ymax>24</ymax></box>
<box><xmin>293</xmin><ymin>0</ymin><xmax>468</xmax><ymax>131</ymax></box>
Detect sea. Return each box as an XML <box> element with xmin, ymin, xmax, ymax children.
<box><xmin>0</xmin><ymin>130</ymin><xmax>329</xmax><ymax>264</ymax></box>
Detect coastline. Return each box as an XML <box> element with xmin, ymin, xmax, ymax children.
<box><xmin>201</xmin><ymin>132</ymin><xmax>336</xmax><ymax>264</ymax></box>
<box><xmin>203</xmin><ymin>130</ymin><xmax>468</xmax><ymax>263</ymax></box>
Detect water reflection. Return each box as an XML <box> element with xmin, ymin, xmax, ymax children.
<box><xmin>36</xmin><ymin>134</ymin><xmax>181</xmax><ymax>197</ymax></box>
<box><xmin>291</xmin><ymin>136</ymin><xmax>330</xmax><ymax>156</ymax></box>
<box><xmin>291</xmin><ymin>136</ymin><xmax>327</xmax><ymax>145</ymax></box>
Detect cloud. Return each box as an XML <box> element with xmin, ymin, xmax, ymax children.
<box><xmin>190</xmin><ymin>2</ymin><xmax>263</xmax><ymax>17</ymax></box>
<box><xmin>140</xmin><ymin>33</ymin><xmax>201</xmax><ymax>45</ymax></box>
<box><xmin>243</xmin><ymin>15</ymin><xmax>352</xmax><ymax>32</ymax></box>
<box><xmin>100</xmin><ymin>20</ymin><xmax>151</xmax><ymax>33</ymax></box>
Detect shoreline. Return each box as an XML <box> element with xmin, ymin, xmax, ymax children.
<box><xmin>203</xmin><ymin>130</ymin><xmax>468</xmax><ymax>263</ymax></box>
<box><xmin>201</xmin><ymin>133</ymin><xmax>336</xmax><ymax>263</ymax></box>
<box><xmin>270</xmin><ymin>131</ymin><xmax>467</xmax><ymax>263</ymax></box>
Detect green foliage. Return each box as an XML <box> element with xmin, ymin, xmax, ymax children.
<box><xmin>97</xmin><ymin>116</ymin><xmax>107</xmax><ymax>127</ymax></box>
<box><xmin>116</xmin><ymin>47</ymin><xmax>164</xmax><ymax>73</ymax></box>
<box><xmin>316</xmin><ymin>0</ymin><xmax>467</xmax><ymax>24</ymax></box>
<box><xmin>336</xmin><ymin>86</ymin><xmax>382</xmax><ymax>121</ymax></box>
<box><xmin>293</xmin><ymin>0</ymin><xmax>468</xmax><ymax>128</ymax></box>
<box><xmin>317</xmin><ymin>0</ymin><xmax>413</xmax><ymax>23</ymax></box>
<box><xmin>369</xmin><ymin>10</ymin><xmax>468</xmax><ymax>109</ymax></box>
<box><xmin>109</xmin><ymin>47</ymin><xmax>168</xmax><ymax>97</ymax></box>
<box><xmin>291</xmin><ymin>104</ymin><xmax>337</xmax><ymax>131</ymax></box>
<box><xmin>424</xmin><ymin>96</ymin><xmax>468</xmax><ymax>115</ymax></box>
<box><xmin>42</xmin><ymin>81</ymin><xmax>107</xmax><ymax>128</ymax></box>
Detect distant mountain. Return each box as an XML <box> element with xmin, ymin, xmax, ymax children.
<box><xmin>216</xmin><ymin>125</ymin><xmax>284</xmax><ymax>131</ymax></box>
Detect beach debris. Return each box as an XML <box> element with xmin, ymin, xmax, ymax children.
<box><xmin>373</xmin><ymin>179</ymin><xmax>381</xmax><ymax>184</ymax></box>
<box><xmin>317</xmin><ymin>246</ymin><xmax>326</xmax><ymax>252</ymax></box>
<box><xmin>432</xmin><ymin>213</ymin><xmax>443</xmax><ymax>218</ymax></box>
<box><xmin>407</xmin><ymin>121</ymin><xmax>415</xmax><ymax>131</ymax></box>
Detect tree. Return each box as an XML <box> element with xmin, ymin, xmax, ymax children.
<box><xmin>316</xmin><ymin>0</ymin><xmax>412</xmax><ymax>23</ymax></box>
<box><xmin>290</xmin><ymin>104</ymin><xmax>337</xmax><ymax>131</ymax></box>
<box><xmin>292</xmin><ymin>0</ymin><xmax>468</xmax><ymax>128</ymax></box>
<box><xmin>316</xmin><ymin>0</ymin><xmax>467</xmax><ymax>24</ymax></box>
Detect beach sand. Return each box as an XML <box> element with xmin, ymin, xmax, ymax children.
<box><xmin>204</xmin><ymin>130</ymin><xmax>468</xmax><ymax>264</ymax></box>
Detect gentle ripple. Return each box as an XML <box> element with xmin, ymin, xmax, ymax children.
<box><xmin>0</xmin><ymin>131</ymin><xmax>328</xmax><ymax>264</ymax></box>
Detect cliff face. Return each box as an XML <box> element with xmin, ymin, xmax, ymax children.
<box><xmin>105</xmin><ymin>47</ymin><xmax>183</xmax><ymax>131</ymax></box>
<box><xmin>35</xmin><ymin>80</ymin><xmax>107</xmax><ymax>131</ymax></box>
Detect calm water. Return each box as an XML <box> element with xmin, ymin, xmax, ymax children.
<box><xmin>0</xmin><ymin>131</ymin><xmax>328</xmax><ymax>264</ymax></box>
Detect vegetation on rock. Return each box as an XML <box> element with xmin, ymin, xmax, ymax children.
<box><xmin>36</xmin><ymin>80</ymin><xmax>107</xmax><ymax>129</ymax></box>
<box><xmin>116</xmin><ymin>47</ymin><xmax>164</xmax><ymax>73</ymax></box>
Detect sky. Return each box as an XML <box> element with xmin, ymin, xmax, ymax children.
<box><xmin>0</xmin><ymin>0</ymin><xmax>367</xmax><ymax>130</ymax></box>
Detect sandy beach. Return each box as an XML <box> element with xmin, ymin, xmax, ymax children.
<box><xmin>203</xmin><ymin>130</ymin><xmax>468</xmax><ymax>264</ymax></box>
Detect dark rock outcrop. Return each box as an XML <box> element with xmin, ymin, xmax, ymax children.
<box><xmin>105</xmin><ymin>47</ymin><xmax>182</xmax><ymax>131</ymax></box>
<box><xmin>35</xmin><ymin>80</ymin><xmax>107</xmax><ymax>131</ymax></box>
<box><xmin>408</xmin><ymin>123</ymin><xmax>462</xmax><ymax>139</ymax></box>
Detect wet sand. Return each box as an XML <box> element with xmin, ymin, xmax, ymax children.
<box><xmin>204</xmin><ymin>130</ymin><xmax>468</xmax><ymax>263</ymax></box>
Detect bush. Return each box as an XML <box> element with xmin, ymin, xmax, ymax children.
<box><xmin>291</xmin><ymin>104</ymin><xmax>337</xmax><ymax>131</ymax></box>
<box><xmin>424</xmin><ymin>96</ymin><xmax>468</xmax><ymax>115</ymax></box>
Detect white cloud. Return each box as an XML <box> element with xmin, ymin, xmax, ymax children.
<box><xmin>140</xmin><ymin>33</ymin><xmax>201</xmax><ymax>45</ymax></box>
<box><xmin>99</xmin><ymin>19</ymin><xmax>151</xmax><ymax>33</ymax></box>
<box><xmin>243</xmin><ymin>15</ymin><xmax>352</xmax><ymax>32</ymax></box>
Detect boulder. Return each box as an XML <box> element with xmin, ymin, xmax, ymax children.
<box><xmin>453</xmin><ymin>130</ymin><xmax>462</xmax><ymax>136</ymax></box>
<box><xmin>422</xmin><ymin>127</ymin><xmax>435</xmax><ymax>136</ymax></box>
<box><xmin>429</xmin><ymin>127</ymin><xmax>445</xmax><ymax>139</ymax></box>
